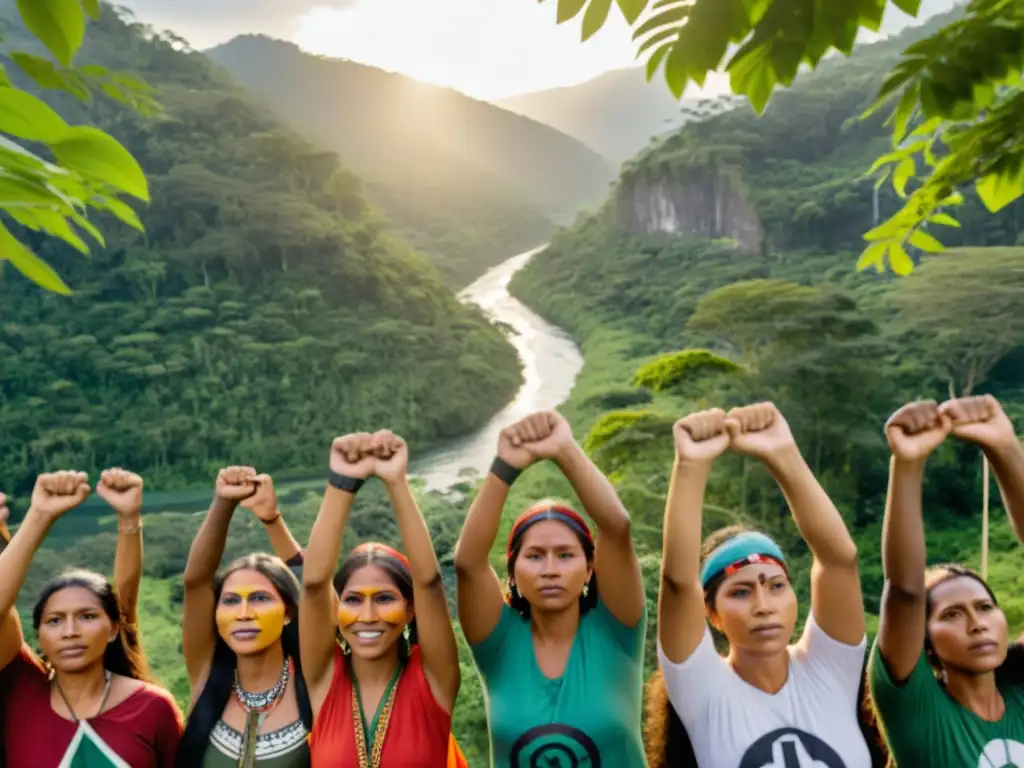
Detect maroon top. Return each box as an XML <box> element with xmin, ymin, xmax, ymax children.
<box><xmin>1</xmin><ymin>646</ymin><xmax>183</xmax><ymax>767</ymax></box>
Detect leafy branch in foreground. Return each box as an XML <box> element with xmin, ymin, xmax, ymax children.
<box><xmin>543</xmin><ymin>0</ymin><xmax>1023</xmax><ymax>274</ymax></box>
<box><xmin>0</xmin><ymin>0</ymin><xmax>155</xmax><ymax>294</ymax></box>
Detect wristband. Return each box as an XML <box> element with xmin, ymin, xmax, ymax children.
<box><xmin>260</xmin><ymin>512</ymin><xmax>282</xmax><ymax>525</ymax></box>
<box><xmin>490</xmin><ymin>456</ymin><xmax>523</xmax><ymax>486</ymax></box>
<box><xmin>286</xmin><ymin>550</ymin><xmax>305</xmax><ymax>568</ymax></box>
<box><xmin>118</xmin><ymin>519</ymin><xmax>143</xmax><ymax>535</ymax></box>
<box><xmin>328</xmin><ymin>470</ymin><xmax>366</xmax><ymax>494</ymax></box>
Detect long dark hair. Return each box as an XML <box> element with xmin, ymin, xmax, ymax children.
<box><xmin>174</xmin><ymin>554</ymin><xmax>312</xmax><ymax>768</ymax></box>
<box><xmin>505</xmin><ymin>500</ymin><xmax>598</xmax><ymax>619</ymax></box>
<box><xmin>32</xmin><ymin>568</ymin><xmax>151</xmax><ymax>682</ymax></box>
<box><xmin>333</xmin><ymin>545</ymin><xmax>418</xmax><ymax>663</ymax></box>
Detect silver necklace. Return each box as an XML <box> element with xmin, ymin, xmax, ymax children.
<box><xmin>54</xmin><ymin>669</ymin><xmax>113</xmax><ymax>723</ymax></box>
<box><xmin>233</xmin><ymin>656</ymin><xmax>289</xmax><ymax>711</ymax></box>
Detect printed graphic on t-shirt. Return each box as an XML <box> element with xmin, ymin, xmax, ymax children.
<box><xmin>977</xmin><ymin>738</ymin><xmax>1024</xmax><ymax>768</ymax></box>
<box><xmin>737</xmin><ymin>728</ymin><xmax>847</xmax><ymax>768</ymax></box>
<box><xmin>508</xmin><ymin>723</ymin><xmax>601</xmax><ymax>767</ymax></box>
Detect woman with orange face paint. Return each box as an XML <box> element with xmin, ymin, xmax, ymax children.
<box><xmin>301</xmin><ymin>430</ymin><xmax>465</xmax><ymax>768</ymax></box>
<box><xmin>454</xmin><ymin>410</ymin><xmax>647</xmax><ymax>766</ymax></box>
<box><xmin>0</xmin><ymin>471</ymin><xmax>182</xmax><ymax>768</ymax></box>
<box><xmin>176</xmin><ymin>467</ymin><xmax>312</xmax><ymax>768</ymax></box>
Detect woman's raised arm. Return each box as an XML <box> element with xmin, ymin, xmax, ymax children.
<box><xmin>374</xmin><ymin>431</ymin><xmax>460</xmax><ymax>711</ymax></box>
<box><xmin>97</xmin><ymin>469</ymin><xmax>145</xmax><ymax>627</ymax></box>
<box><xmin>659</xmin><ymin>410</ymin><xmax>729</xmax><ymax>664</ymax></box>
<box><xmin>238</xmin><ymin>473</ymin><xmax>304</xmax><ymax>565</ymax></box>
<box><xmin>877</xmin><ymin>400</ymin><xmax>951</xmax><ymax>681</ymax></box>
<box><xmin>0</xmin><ymin>473</ymin><xmax>90</xmax><ymax>670</ymax></box>
<box><xmin>181</xmin><ymin>466</ymin><xmax>255</xmax><ymax>697</ymax></box>
<box><xmin>300</xmin><ymin>434</ymin><xmax>367</xmax><ymax>711</ymax></box>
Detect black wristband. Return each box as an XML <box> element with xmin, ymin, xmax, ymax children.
<box><xmin>328</xmin><ymin>470</ymin><xmax>366</xmax><ymax>494</ymax></box>
<box><xmin>490</xmin><ymin>456</ymin><xmax>523</xmax><ymax>486</ymax></box>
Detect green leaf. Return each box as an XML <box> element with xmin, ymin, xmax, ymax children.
<box><xmin>927</xmin><ymin>212</ymin><xmax>961</xmax><ymax>228</ymax></box>
<box><xmin>0</xmin><ymin>220</ymin><xmax>71</xmax><ymax>294</ymax></box>
<box><xmin>16</xmin><ymin>0</ymin><xmax>86</xmax><ymax>67</ymax></box>
<box><xmin>0</xmin><ymin>86</ymin><xmax>70</xmax><ymax>143</ymax></box>
<box><xmin>69</xmin><ymin>209</ymin><xmax>104</xmax><ymax>246</ymax></box>
<box><xmin>888</xmin><ymin>241</ymin><xmax>914</xmax><ymax>275</ymax></box>
<box><xmin>729</xmin><ymin>44</ymin><xmax>775</xmax><ymax>114</ymax></box>
<box><xmin>645</xmin><ymin>43</ymin><xmax>672</xmax><ymax>80</ymax></box>
<box><xmin>582</xmin><ymin>0</ymin><xmax>613</xmax><ymax>41</ymax></box>
<box><xmin>49</xmin><ymin>125</ymin><xmax>149</xmax><ymax>202</ymax></box>
<box><xmin>80</xmin><ymin>0</ymin><xmax>100</xmax><ymax>19</ymax></box>
<box><xmin>891</xmin><ymin>83</ymin><xmax>919</xmax><ymax>146</ymax></box>
<box><xmin>633</xmin><ymin>5</ymin><xmax>687</xmax><ymax>40</ymax></box>
<box><xmin>556</xmin><ymin>0</ymin><xmax>588</xmax><ymax>23</ymax></box>
<box><xmin>615</xmin><ymin>0</ymin><xmax>647</xmax><ymax>24</ymax></box>
<box><xmin>856</xmin><ymin>241</ymin><xmax>889</xmax><ymax>272</ymax></box>
<box><xmin>637</xmin><ymin>25</ymin><xmax>679</xmax><ymax>56</ymax></box>
<box><xmin>96</xmin><ymin>195</ymin><xmax>144</xmax><ymax>231</ymax></box>
<box><xmin>908</xmin><ymin>228</ymin><xmax>944</xmax><ymax>253</ymax></box>
<box><xmin>976</xmin><ymin>164</ymin><xmax>1024</xmax><ymax>213</ymax></box>
<box><xmin>664</xmin><ymin>39</ymin><xmax>691</xmax><ymax>99</ymax></box>
<box><xmin>9</xmin><ymin>52</ymin><xmax>66</xmax><ymax>91</ymax></box>
<box><xmin>8</xmin><ymin>206</ymin><xmax>89</xmax><ymax>253</ymax></box>
<box><xmin>892</xmin><ymin>0</ymin><xmax>921</xmax><ymax>16</ymax></box>
<box><xmin>892</xmin><ymin>156</ymin><xmax>915</xmax><ymax>198</ymax></box>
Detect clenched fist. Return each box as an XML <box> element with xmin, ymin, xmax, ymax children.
<box><xmin>497</xmin><ymin>410</ymin><xmax>575</xmax><ymax>470</ymax></box>
<box><xmin>369</xmin><ymin>430</ymin><xmax>408</xmax><ymax>485</ymax></box>
<box><xmin>239</xmin><ymin>473</ymin><xmax>279</xmax><ymax>522</ymax></box>
<box><xmin>30</xmin><ymin>471</ymin><xmax>90</xmax><ymax>522</ymax></box>
<box><xmin>725</xmin><ymin>402</ymin><xmax>797</xmax><ymax>462</ymax></box>
<box><xmin>940</xmin><ymin>395</ymin><xmax>1018</xmax><ymax>452</ymax></box>
<box><xmin>885</xmin><ymin>400</ymin><xmax>951</xmax><ymax>463</ymax></box>
<box><xmin>330</xmin><ymin>433</ymin><xmax>377</xmax><ymax>479</ymax></box>
<box><xmin>96</xmin><ymin>468</ymin><xmax>143</xmax><ymax>519</ymax></box>
<box><xmin>674</xmin><ymin>409</ymin><xmax>730</xmax><ymax>464</ymax></box>
<box><xmin>215</xmin><ymin>466</ymin><xmax>258</xmax><ymax>503</ymax></box>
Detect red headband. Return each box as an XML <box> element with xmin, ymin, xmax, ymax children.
<box><xmin>352</xmin><ymin>542</ymin><xmax>411</xmax><ymax>571</ymax></box>
<box><xmin>722</xmin><ymin>553</ymin><xmax>788</xmax><ymax>579</ymax></box>
<box><xmin>506</xmin><ymin>503</ymin><xmax>593</xmax><ymax>559</ymax></box>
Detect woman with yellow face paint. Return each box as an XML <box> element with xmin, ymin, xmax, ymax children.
<box><xmin>176</xmin><ymin>467</ymin><xmax>312</xmax><ymax>768</ymax></box>
<box><xmin>301</xmin><ymin>430</ymin><xmax>466</xmax><ymax>768</ymax></box>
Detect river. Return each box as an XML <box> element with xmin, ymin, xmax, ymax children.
<box><xmin>410</xmin><ymin>245</ymin><xmax>584</xmax><ymax>489</ymax></box>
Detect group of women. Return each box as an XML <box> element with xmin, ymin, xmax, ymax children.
<box><xmin>0</xmin><ymin>395</ymin><xmax>1022</xmax><ymax>768</ymax></box>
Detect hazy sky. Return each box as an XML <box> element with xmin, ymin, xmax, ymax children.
<box><xmin>116</xmin><ymin>0</ymin><xmax>957</xmax><ymax>100</ymax></box>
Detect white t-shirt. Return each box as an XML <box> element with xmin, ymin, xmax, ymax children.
<box><xmin>657</xmin><ymin>614</ymin><xmax>871</xmax><ymax>768</ymax></box>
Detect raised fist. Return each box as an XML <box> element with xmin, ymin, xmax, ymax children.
<box><xmin>30</xmin><ymin>471</ymin><xmax>90</xmax><ymax>521</ymax></box>
<box><xmin>725</xmin><ymin>402</ymin><xmax>796</xmax><ymax>461</ymax></box>
<box><xmin>674</xmin><ymin>408</ymin><xmax>730</xmax><ymax>464</ymax></box>
<box><xmin>497</xmin><ymin>410</ymin><xmax>574</xmax><ymax>469</ymax></box>
<box><xmin>239</xmin><ymin>473</ymin><xmax>279</xmax><ymax>522</ymax></box>
<box><xmin>96</xmin><ymin>468</ymin><xmax>143</xmax><ymax>519</ymax></box>
<box><xmin>215</xmin><ymin>466</ymin><xmax>258</xmax><ymax>503</ymax></box>
<box><xmin>369</xmin><ymin>430</ymin><xmax>408</xmax><ymax>484</ymax></box>
<box><xmin>885</xmin><ymin>400</ymin><xmax>951</xmax><ymax>462</ymax></box>
<box><xmin>330</xmin><ymin>433</ymin><xmax>377</xmax><ymax>479</ymax></box>
<box><xmin>940</xmin><ymin>395</ymin><xmax>1018</xmax><ymax>452</ymax></box>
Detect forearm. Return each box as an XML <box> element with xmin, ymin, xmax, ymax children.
<box><xmin>986</xmin><ymin>440</ymin><xmax>1024</xmax><ymax>542</ymax></box>
<box><xmin>0</xmin><ymin>512</ymin><xmax>51</xmax><ymax>617</ymax></box>
<box><xmin>387</xmin><ymin>479</ymin><xmax>441</xmax><ymax>586</ymax></box>
<box><xmin>182</xmin><ymin>498</ymin><xmax>235</xmax><ymax>587</ymax></box>
<box><xmin>113</xmin><ymin>516</ymin><xmax>143</xmax><ymax>622</ymax></box>
<box><xmin>662</xmin><ymin>461</ymin><xmax>710</xmax><ymax>588</ymax></box>
<box><xmin>882</xmin><ymin>457</ymin><xmax>927</xmax><ymax>595</ymax></box>
<box><xmin>262</xmin><ymin>516</ymin><xmax>303</xmax><ymax>564</ymax></box>
<box><xmin>303</xmin><ymin>486</ymin><xmax>354</xmax><ymax>589</ymax></box>
<box><xmin>454</xmin><ymin>474</ymin><xmax>508</xmax><ymax>572</ymax></box>
<box><xmin>556</xmin><ymin>442</ymin><xmax>631</xmax><ymax>537</ymax></box>
<box><xmin>768</xmin><ymin>447</ymin><xmax>857</xmax><ymax>566</ymax></box>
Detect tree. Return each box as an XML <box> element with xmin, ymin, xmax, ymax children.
<box><xmin>887</xmin><ymin>246</ymin><xmax>1024</xmax><ymax>397</ymax></box>
<box><xmin>543</xmin><ymin>0</ymin><xmax>1023</xmax><ymax>274</ymax></box>
<box><xmin>0</xmin><ymin>0</ymin><xmax>154</xmax><ymax>294</ymax></box>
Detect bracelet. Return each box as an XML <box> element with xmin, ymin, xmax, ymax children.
<box><xmin>118</xmin><ymin>519</ymin><xmax>143</xmax><ymax>535</ymax></box>
<box><xmin>328</xmin><ymin>470</ymin><xmax>365</xmax><ymax>494</ymax></box>
<box><xmin>260</xmin><ymin>512</ymin><xmax>282</xmax><ymax>525</ymax></box>
<box><xmin>490</xmin><ymin>456</ymin><xmax>523</xmax><ymax>486</ymax></box>
<box><xmin>286</xmin><ymin>550</ymin><xmax>305</xmax><ymax>568</ymax></box>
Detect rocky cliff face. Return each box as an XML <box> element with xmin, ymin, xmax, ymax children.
<box><xmin>615</xmin><ymin>168</ymin><xmax>763</xmax><ymax>253</ymax></box>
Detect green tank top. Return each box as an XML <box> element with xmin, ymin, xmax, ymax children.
<box><xmin>202</xmin><ymin>719</ymin><xmax>309</xmax><ymax>768</ymax></box>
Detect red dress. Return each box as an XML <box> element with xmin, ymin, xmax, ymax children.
<box><xmin>1</xmin><ymin>646</ymin><xmax>183</xmax><ymax>767</ymax></box>
<box><xmin>309</xmin><ymin>645</ymin><xmax>452</xmax><ymax>767</ymax></box>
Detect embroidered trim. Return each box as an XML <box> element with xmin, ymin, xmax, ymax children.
<box><xmin>351</xmin><ymin>672</ymin><xmax>403</xmax><ymax>768</ymax></box>
<box><xmin>211</xmin><ymin>719</ymin><xmax>307</xmax><ymax>759</ymax></box>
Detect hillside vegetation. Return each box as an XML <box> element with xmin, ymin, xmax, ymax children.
<box><xmin>206</xmin><ymin>35</ymin><xmax>616</xmax><ymax>286</ymax></box>
<box><xmin>0</xmin><ymin>6</ymin><xmax>522</xmax><ymax>499</ymax></box>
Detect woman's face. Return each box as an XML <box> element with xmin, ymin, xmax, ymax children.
<box><xmin>709</xmin><ymin>561</ymin><xmax>798</xmax><ymax>655</ymax></box>
<box><xmin>216</xmin><ymin>569</ymin><xmax>288</xmax><ymax>656</ymax></box>
<box><xmin>927</xmin><ymin>575</ymin><xmax>1008</xmax><ymax>674</ymax></box>
<box><xmin>337</xmin><ymin>564</ymin><xmax>412</xmax><ymax>660</ymax></box>
<box><xmin>37</xmin><ymin>586</ymin><xmax>116</xmax><ymax>674</ymax></box>
<box><xmin>512</xmin><ymin>520</ymin><xmax>592</xmax><ymax>613</ymax></box>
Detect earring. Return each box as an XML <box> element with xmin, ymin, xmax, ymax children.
<box><xmin>340</xmin><ymin>638</ymin><xmax>351</xmax><ymax>655</ymax></box>
<box><xmin>582</xmin><ymin>584</ymin><xmax>589</xmax><ymax>598</ymax></box>
<box><xmin>402</xmin><ymin>625</ymin><xmax>410</xmax><ymax>641</ymax></box>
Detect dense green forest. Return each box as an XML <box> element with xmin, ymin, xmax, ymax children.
<box><xmin>0</xmin><ymin>5</ymin><xmax>522</xmax><ymax>499</ymax></box>
<box><xmin>206</xmin><ymin>35</ymin><xmax>615</xmax><ymax>287</ymax></box>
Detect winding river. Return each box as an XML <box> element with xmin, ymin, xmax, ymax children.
<box><xmin>410</xmin><ymin>246</ymin><xmax>584</xmax><ymax>490</ymax></box>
